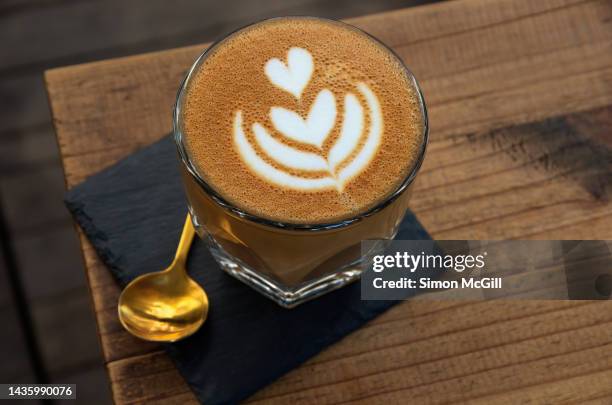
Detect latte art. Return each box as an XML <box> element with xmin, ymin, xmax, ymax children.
<box><xmin>265</xmin><ymin>47</ymin><xmax>313</xmax><ymax>98</ymax></box>
<box><xmin>270</xmin><ymin>88</ymin><xmax>336</xmax><ymax>148</ymax></box>
<box><xmin>234</xmin><ymin>47</ymin><xmax>382</xmax><ymax>191</ymax></box>
<box><xmin>181</xmin><ymin>17</ymin><xmax>425</xmax><ymax>223</ymax></box>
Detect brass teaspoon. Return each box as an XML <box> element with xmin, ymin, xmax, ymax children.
<box><xmin>118</xmin><ymin>214</ymin><xmax>209</xmax><ymax>342</ymax></box>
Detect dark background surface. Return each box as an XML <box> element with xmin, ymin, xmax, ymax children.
<box><xmin>0</xmin><ymin>1</ymin><xmax>437</xmax><ymax>403</ymax></box>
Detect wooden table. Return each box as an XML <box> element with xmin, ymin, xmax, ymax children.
<box><xmin>45</xmin><ymin>0</ymin><xmax>612</xmax><ymax>403</ymax></box>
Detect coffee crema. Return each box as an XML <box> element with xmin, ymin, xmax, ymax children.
<box><xmin>182</xmin><ymin>17</ymin><xmax>425</xmax><ymax>224</ymax></box>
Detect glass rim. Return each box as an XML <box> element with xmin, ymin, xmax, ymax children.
<box><xmin>173</xmin><ymin>16</ymin><xmax>429</xmax><ymax>232</ymax></box>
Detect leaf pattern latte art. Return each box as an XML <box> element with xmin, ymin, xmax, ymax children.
<box><xmin>233</xmin><ymin>47</ymin><xmax>382</xmax><ymax>192</ymax></box>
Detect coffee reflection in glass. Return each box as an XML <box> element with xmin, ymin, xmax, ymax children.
<box><xmin>174</xmin><ymin>17</ymin><xmax>428</xmax><ymax>307</ymax></box>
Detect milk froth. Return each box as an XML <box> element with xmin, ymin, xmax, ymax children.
<box><xmin>182</xmin><ymin>17</ymin><xmax>425</xmax><ymax>223</ymax></box>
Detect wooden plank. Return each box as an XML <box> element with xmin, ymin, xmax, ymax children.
<box><xmin>466</xmin><ymin>368</ymin><xmax>612</xmax><ymax>404</ymax></box>
<box><xmin>46</xmin><ymin>0</ymin><xmax>612</xmax><ymax>182</ymax></box>
<box><xmin>44</xmin><ymin>0</ymin><xmax>612</xmax><ymax>403</ymax></box>
<box><xmin>108</xmin><ymin>352</ymin><xmax>193</xmax><ymax>404</ymax></box>
<box><xmin>413</xmin><ymin>105</ymin><xmax>612</xmax><ymax>239</ymax></box>
<box><xmin>245</xmin><ymin>302</ymin><xmax>610</xmax><ymax>403</ymax></box>
<box><xmin>104</xmin><ymin>301</ymin><xmax>611</xmax><ymax>404</ymax></box>
<box><xmin>1</xmin><ymin>0</ymin><xmax>430</xmax><ymax>76</ymax></box>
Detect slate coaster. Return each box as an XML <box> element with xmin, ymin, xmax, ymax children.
<box><xmin>65</xmin><ymin>134</ymin><xmax>431</xmax><ymax>404</ymax></box>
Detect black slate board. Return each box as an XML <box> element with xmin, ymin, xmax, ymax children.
<box><xmin>65</xmin><ymin>135</ymin><xmax>431</xmax><ymax>404</ymax></box>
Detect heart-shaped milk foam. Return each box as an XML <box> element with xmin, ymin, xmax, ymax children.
<box><xmin>270</xmin><ymin>89</ymin><xmax>336</xmax><ymax>148</ymax></box>
<box><xmin>265</xmin><ymin>47</ymin><xmax>314</xmax><ymax>98</ymax></box>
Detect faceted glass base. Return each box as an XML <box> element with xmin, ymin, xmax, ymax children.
<box><xmin>190</xmin><ymin>210</ymin><xmax>362</xmax><ymax>308</ymax></box>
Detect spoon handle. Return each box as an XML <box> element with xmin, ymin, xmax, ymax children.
<box><xmin>172</xmin><ymin>214</ymin><xmax>196</xmax><ymax>269</ymax></box>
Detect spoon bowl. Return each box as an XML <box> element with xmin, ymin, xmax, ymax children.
<box><xmin>118</xmin><ymin>215</ymin><xmax>209</xmax><ymax>342</ymax></box>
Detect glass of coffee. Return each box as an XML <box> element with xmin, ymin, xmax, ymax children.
<box><xmin>174</xmin><ymin>17</ymin><xmax>428</xmax><ymax>307</ymax></box>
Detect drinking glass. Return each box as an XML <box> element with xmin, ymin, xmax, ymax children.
<box><xmin>173</xmin><ymin>18</ymin><xmax>428</xmax><ymax>307</ymax></box>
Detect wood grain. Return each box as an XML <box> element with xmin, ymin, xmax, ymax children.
<box><xmin>45</xmin><ymin>0</ymin><xmax>612</xmax><ymax>403</ymax></box>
